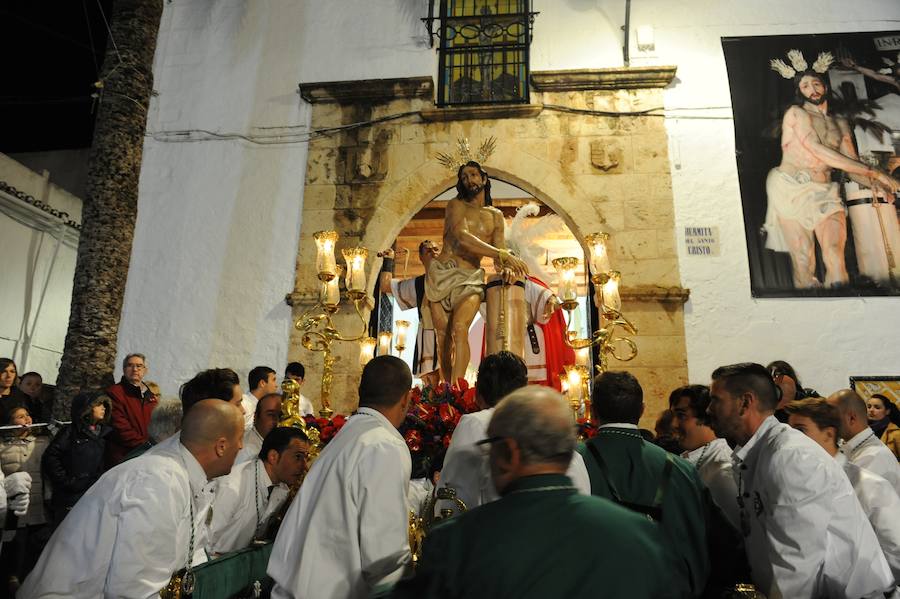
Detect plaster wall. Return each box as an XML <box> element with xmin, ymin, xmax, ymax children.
<box><xmin>125</xmin><ymin>0</ymin><xmax>900</xmax><ymax>398</ymax></box>
<box><xmin>0</xmin><ymin>154</ymin><xmax>82</xmax><ymax>382</ymax></box>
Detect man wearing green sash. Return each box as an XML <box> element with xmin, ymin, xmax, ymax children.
<box><xmin>577</xmin><ymin>371</ymin><xmax>716</xmax><ymax>598</ymax></box>
<box><xmin>385</xmin><ymin>386</ymin><xmax>676</xmax><ymax>599</ymax></box>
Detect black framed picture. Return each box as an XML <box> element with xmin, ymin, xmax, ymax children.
<box><xmin>723</xmin><ymin>31</ymin><xmax>900</xmax><ymax>297</ymax></box>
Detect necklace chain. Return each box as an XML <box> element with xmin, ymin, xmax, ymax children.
<box><xmin>597</xmin><ymin>428</ymin><xmax>643</xmax><ymax>440</ymax></box>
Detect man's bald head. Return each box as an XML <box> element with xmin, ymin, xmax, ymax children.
<box><xmin>180</xmin><ymin>399</ymin><xmax>244</xmax><ymax>479</ymax></box>
<box><xmin>489</xmin><ymin>386</ymin><xmax>575</xmax><ymax>468</ymax></box>
<box><xmin>826</xmin><ymin>389</ymin><xmax>868</xmax><ymax>439</ymax></box>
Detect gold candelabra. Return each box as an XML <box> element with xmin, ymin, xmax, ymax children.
<box><xmin>553</xmin><ymin>232</ymin><xmax>638</xmax><ymax>423</ymax></box>
<box><xmin>296</xmin><ymin>230</ymin><xmax>372</xmax><ymax>418</ymax></box>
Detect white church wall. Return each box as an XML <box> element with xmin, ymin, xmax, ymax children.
<box><xmin>126</xmin><ymin>0</ymin><xmax>900</xmax><ymax>395</ymax></box>
<box><xmin>0</xmin><ymin>153</ymin><xmax>82</xmax><ymax>383</ymax></box>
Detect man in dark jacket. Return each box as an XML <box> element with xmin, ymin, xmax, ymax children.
<box><xmin>105</xmin><ymin>353</ymin><xmax>157</xmax><ymax>466</ymax></box>
<box><xmin>42</xmin><ymin>391</ymin><xmax>112</xmax><ymax>526</ymax></box>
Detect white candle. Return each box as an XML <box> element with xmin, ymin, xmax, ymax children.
<box><xmin>395</xmin><ymin>320</ymin><xmax>410</xmax><ymax>351</ymax></box>
<box><xmin>359</xmin><ymin>337</ymin><xmax>376</xmax><ymax>366</ymax></box>
<box><xmin>377</xmin><ymin>331</ymin><xmax>392</xmax><ymax>356</ymax></box>
<box><xmin>321</xmin><ymin>269</ymin><xmax>341</xmax><ymax>306</ymax></box>
<box><xmin>343</xmin><ymin>248</ymin><xmax>368</xmax><ymax>293</ymax></box>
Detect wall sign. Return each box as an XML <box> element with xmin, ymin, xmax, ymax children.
<box><xmin>684</xmin><ymin>226</ymin><xmax>720</xmax><ymax>256</ymax></box>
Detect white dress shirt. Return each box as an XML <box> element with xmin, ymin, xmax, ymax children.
<box><xmin>241</xmin><ymin>392</ymin><xmax>259</xmax><ymax>430</ymax></box>
<box><xmin>843</xmin><ymin>427</ymin><xmax>900</xmax><ymax>496</ymax></box>
<box><xmin>439</xmin><ymin>408</ymin><xmax>591</xmax><ymax>511</ymax></box>
<box><xmin>208</xmin><ymin>458</ymin><xmax>289</xmax><ymax>555</ymax></box>
<box><xmin>236</xmin><ymin>426</ymin><xmax>265</xmax><ymax>465</ymax></box>
<box><xmin>20</xmin><ymin>438</ymin><xmax>213</xmax><ymax>598</ymax></box>
<box><xmin>836</xmin><ymin>452</ymin><xmax>900</xmax><ymax>582</ymax></box>
<box><xmin>268</xmin><ymin>407</ymin><xmax>412</xmax><ymax>599</ymax></box>
<box><xmin>682</xmin><ymin>437</ymin><xmax>739</xmax><ymax>530</ymax></box>
<box><xmin>732</xmin><ymin>415</ymin><xmax>893</xmax><ymax>598</ymax></box>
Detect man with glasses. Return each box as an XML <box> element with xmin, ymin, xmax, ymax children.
<box><xmin>106</xmin><ymin>353</ymin><xmax>158</xmax><ymax>466</ymax></box>
<box><xmin>384</xmin><ymin>386</ymin><xmax>674</xmax><ymax>599</ymax></box>
<box><xmin>208</xmin><ymin>427</ymin><xmax>310</xmax><ymax>555</ymax></box>
<box><xmin>708</xmin><ymin>362</ymin><xmax>893</xmax><ymax>598</ymax></box>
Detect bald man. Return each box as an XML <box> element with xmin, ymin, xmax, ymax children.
<box><xmin>21</xmin><ymin>400</ymin><xmax>244</xmax><ymax>598</ymax></box>
<box><xmin>828</xmin><ymin>389</ymin><xmax>900</xmax><ymax>495</ymax></box>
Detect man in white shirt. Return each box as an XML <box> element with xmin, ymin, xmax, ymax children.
<box><xmin>208</xmin><ymin>427</ymin><xmax>310</xmax><ymax>555</ymax></box>
<box><xmin>669</xmin><ymin>384</ymin><xmax>739</xmax><ymax>529</ymax></box>
<box><xmin>284</xmin><ymin>362</ymin><xmax>315</xmax><ymax>417</ymax></box>
<box><xmin>242</xmin><ymin>366</ymin><xmax>278</xmax><ymax>430</ymax></box>
<box><xmin>20</xmin><ymin>400</ymin><xmax>244</xmax><ymax>599</ymax></box>
<box><xmin>268</xmin><ymin>356</ymin><xmax>413</xmax><ymax>599</ymax></box>
<box><xmin>787</xmin><ymin>397</ymin><xmax>900</xmax><ymax>582</ymax></box>
<box><xmin>828</xmin><ymin>388</ymin><xmax>900</xmax><ymax>494</ymax></box>
<box><xmin>440</xmin><ymin>351</ymin><xmax>590</xmax><ymax>511</ymax></box>
<box><xmin>708</xmin><ymin>363</ymin><xmax>894</xmax><ymax>598</ymax></box>
<box><xmin>236</xmin><ymin>392</ymin><xmax>282</xmax><ymax>464</ymax></box>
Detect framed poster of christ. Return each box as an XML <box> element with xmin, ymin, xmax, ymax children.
<box><xmin>722</xmin><ymin>31</ymin><xmax>900</xmax><ymax>298</ymax></box>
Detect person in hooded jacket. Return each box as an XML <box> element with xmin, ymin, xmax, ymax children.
<box><xmin>41</xmin><ymin>391</ymin><xmax>112</xmax><ymax>527</ymax></box>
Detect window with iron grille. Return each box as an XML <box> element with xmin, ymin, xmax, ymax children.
<box><xmin>437</xmin><ymin>0</ymin><xmax>536</xmax><ymax>107</ymax></box>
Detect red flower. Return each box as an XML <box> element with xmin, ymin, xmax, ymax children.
<box><xmin>454</xmin><ymin>378</ymin><xmax>469</xmax><ymax>392</ymax></box>
<box><xmin>320</xmin><ymin>424</ymin><xmax>336</xmax><ymax>442</ymax></box>
<box><xmin>332</xmin><ymin>414</ymin><xmax>347</xmax><ymax>428</ymax></box>
<box><xmin>439</xmin><ymin>403</ymin><xmax>460</xmax><ymax>427</ymax></box>
<box><xmin>442</xmin><ymin>433</ymin><xmax>452</xmax><ymax>448</ymax></box>
<box><xmin>461</xmin><ymin>387</ymin><xmax>478</xmax><ymax>413</ymax></box>
<box><xmin>415</xmin><ymin>402</ymin><xmax>435</xmax><ymax>422</ymax></box>
<box><xmin>405</xmin><ymin>429</ymin><xmax>423</xmax><ymax>452</ymax></box>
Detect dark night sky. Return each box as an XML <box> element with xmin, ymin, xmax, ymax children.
<box><xmin>0</xmin><ymin>1</ymin><xmax>113</xmax><ymax>153</ymax></box>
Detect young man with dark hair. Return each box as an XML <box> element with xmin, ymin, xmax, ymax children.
<box><xmin>179</xmin><ymin>367</ymin><xmax>244</xmax><ymax>415</ymax></box>
<box><xmin>440</xmin><ymin>351</ymin><xmax>589</xmax><ymax>510</ymax></box>
<box><xmin>284</xmin><ymin>362</ymin><xmax>313</xmax><ymax>417</ymax></box>
<box><xmin>236</xmin><ymin>393</ymin><xmax>283</xmax><ymax>465</ymax></box>
<box><xmin>669</xmin><ymin>384</ymin><xmax>738</xmax><ymax>528</ymax></box>
<box><xmin>578</xmin><ymin>371</ymin><xmax>717</xmax><ymax>598</ymax></box>
<box><xmin>269</xmin><ymin>356</ymin><xmax>414</xmax><ymax>599</ymax></box>
<box><xmin>242</xmin><ymin>366</ymin><xmax>278</xmax><ymax>430</ymax></box>
<box><xmin>209</xmin><ymin>426</ymin><xmax>310</xmax><ymax>555</ymax></box>
<box><xmin>708</xmin><ymin>363</ymin><xmax>893</xmax><ymax>597</ymax></box>
<box><xmin>105</xmin><ymin>353</ymin><xmax>158</xmax><ymax>467</ymax></box>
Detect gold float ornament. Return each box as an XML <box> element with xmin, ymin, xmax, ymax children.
<box><xmin>409</xmin><ymin>487</ymin><xmax>468</xmax><ymax>565</ymax></box>
<box><xmin>435</xmin><ymin>136</ymin><xmax>497</xmax><ymax>171</ymax></box>
<box><xmin>297</xmin><ymin>231</ymin><xmax>371</xmax><ymax>418</ymax></box>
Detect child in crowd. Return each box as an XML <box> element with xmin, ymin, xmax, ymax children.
<box><xmin>0</xmin><ymin>405</ymin><xmax>49</xmax><ymax>595</ymax></box>
<box><xmin>41</xmin><ymin>391</ymin><xmax>112</xmax><ymax>528</ymax></box>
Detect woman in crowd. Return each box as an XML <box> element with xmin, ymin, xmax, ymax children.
<box><xmin>41</xmin><ymin>391</ymin><xmax>112</xmax><ymax>527</ymax></box>
<box><xmin>0</xmin><ymin>405</ymin><xmax>49</xmax><ymax>595</ymax></box>
<box><xmin>867</xmin><ymin>394</ymin><xmax>900</xmax><ymax>460</ymax></box>
<box><xmin>0</xmin><ymin>359</ymin><xmax>28</xmax><ymax>420</ymax></box>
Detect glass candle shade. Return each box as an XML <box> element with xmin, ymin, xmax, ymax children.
<box><xmin>342</xmin><ymin>247</ymin><xmax>369</xmax><ymax>294</ymax></box>
<box><xmin>377</xmin><ymin>331</ymin><xmax>393</xmax><ymax>356</ymax></box>
<box><xmin>394</xmin><ymin>320</ymin><xmax>410</xmax><ymax>352</ymax></box>
<box><xmin>575</xmin><ymin>344</ymin><xmax>591</xmax><ymax>367</ymax></box>
<box><xmin>552</xmin><ymin>257</ymin><xmax>579</xmax><ymax>303</ymax></box>
<box><xmin>585</xmin><ymin>232</ymin><xmax>611</xmax><ymax>276</ymax></box>
<box><xmin>320</xmin><ymin>265</ymin><xmax>343</xmax><ymax>307</ymax></box>
<box><xmin>314</xmin><ymin>230</ymin><xmax>339</xmax><ymax>281</ymax></box>
<box><xmin>564</xmin><ymin>364</ymin><xmax>583</xmax><ymax>405</ymax></box>
<box><xmin>359</xmin><ymin>337</ymin><xmax>376</xmax><ymax>366</ymax></box>
<box><xmin>601</xmin><ymin>271</ymin><xmax>622</xmax><ymax>314</ymax></box>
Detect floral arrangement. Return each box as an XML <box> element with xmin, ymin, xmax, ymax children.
<box><xmin>303</xmin><ymin>413</ymin><xmax>348</xmax><ymax>445</ymax></box>
<box><xmin>400</xmin><ymin>379</ymin><xmax>479</xmax><ymax>479</ymax></box>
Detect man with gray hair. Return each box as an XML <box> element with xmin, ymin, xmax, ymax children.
<box><xmin>123</xmin><ymin>398</ymin><xmax>184</xmax><ymax>461</ymax></box>
<box><xmin>384</xmin><ymin>386</ymin><xmax>674</xmax><ymax>598</ymax></box>
<box><xmin>827</xmin><ymin>388</ymin><xmax>900</xmax><ymax>495</ymax></box>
